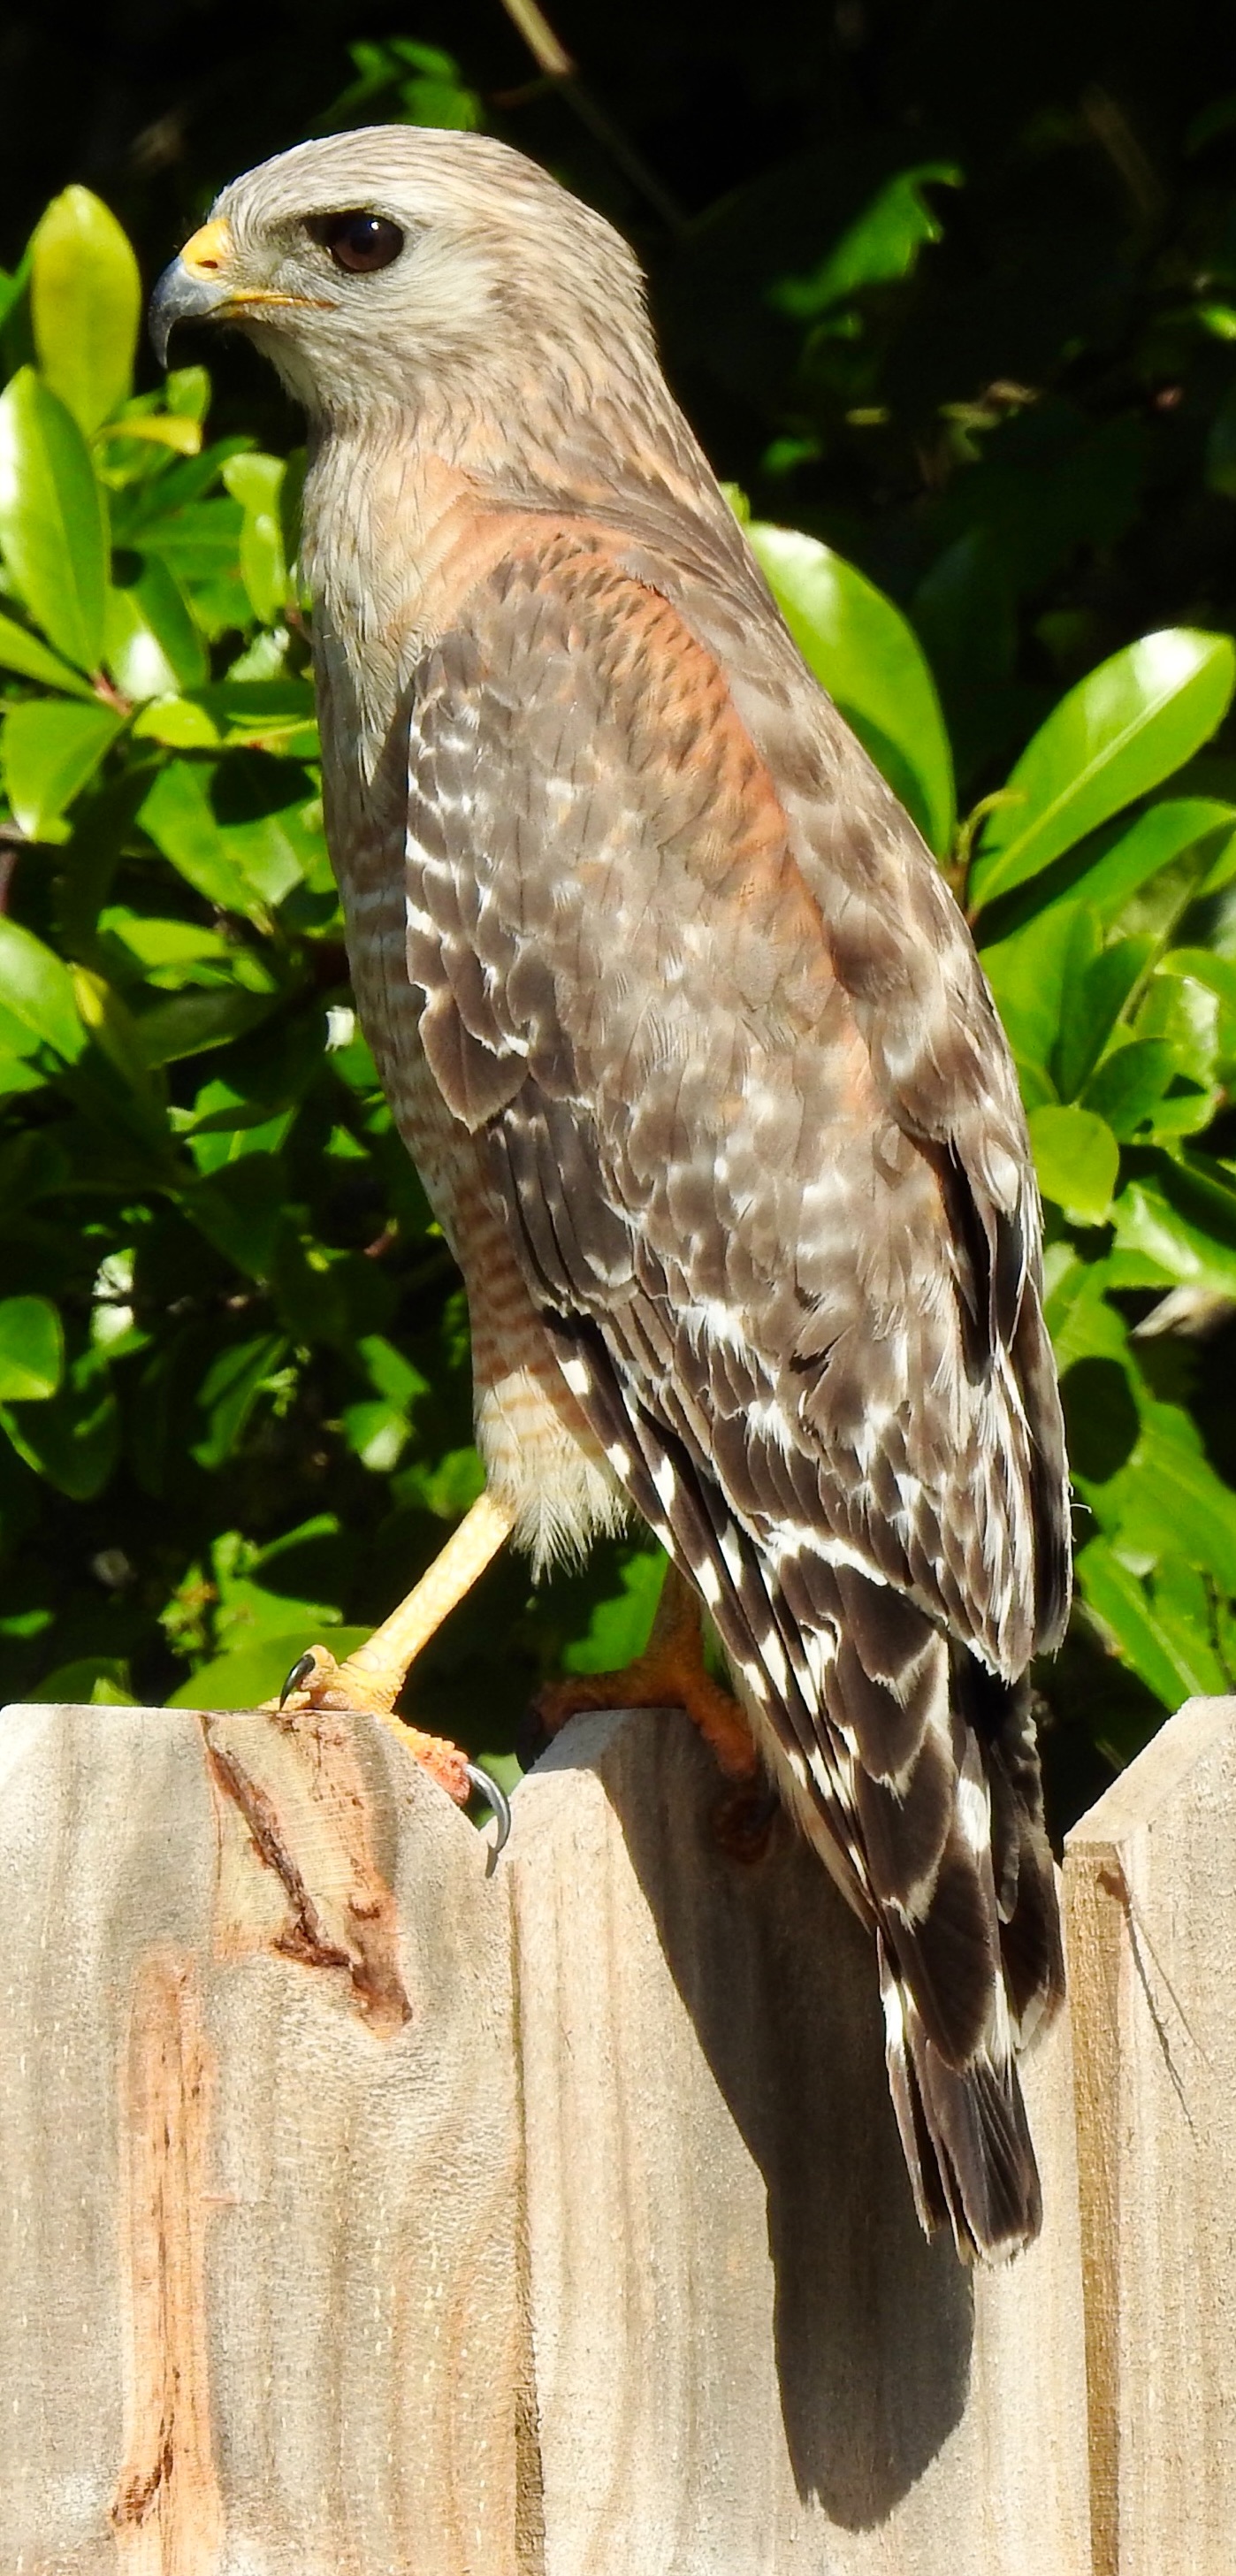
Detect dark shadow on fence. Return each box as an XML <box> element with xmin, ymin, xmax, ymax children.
<box><xmin>602</xmin><ymin>1710</ymin><xmax>973</xmax><ymax>2526</ymax></box>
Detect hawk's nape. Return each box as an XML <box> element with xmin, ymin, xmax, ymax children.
<box><xmin>150</xmin><ymin>124</ymin><xmax>1071</xmax><ymax>2259</ymax></box>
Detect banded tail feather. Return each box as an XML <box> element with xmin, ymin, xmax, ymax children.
<box><xmin>532</xmin><ymin>1305</ymin><xmax>1064</xmax><ymax>2260</ymax></box>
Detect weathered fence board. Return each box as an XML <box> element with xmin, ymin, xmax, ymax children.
<box><xmin>1</xmin><ymin>1689</ymin><xmax>1233</xmax><ymax>2572</ymax></box>
<box><xmin>0</xmin><ymin>1701</ymin><xmax>525</xmax><ymax>2576</ymax></box>
<box><xmin>1064</xmin><ymin>1693</ymin><xmax>1236</xmax><ymax>2576</ymax></box>
<box><xmin>513</xmin><ymin>1708</ymin><xmax>1090</xmax><ymax>2576</ymax></box>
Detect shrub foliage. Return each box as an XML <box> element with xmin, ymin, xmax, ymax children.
<box><xmin>4</xmin><ymin>110</ymin><xmax>1236</xmax><ymax>1822</ymax></box>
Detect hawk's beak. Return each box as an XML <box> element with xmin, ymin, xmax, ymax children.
<box><xmin>149</xmin><ymin>219</ymin><xmax>236</xmax><ymax>367</ymax></box>
<box><xmin>149</xmin><ymin>217</ymin><xmax>329</xmax><ymax>368</ymax></box>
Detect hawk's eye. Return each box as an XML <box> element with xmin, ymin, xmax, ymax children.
<box><xmin>306</xmin><ymin>211</ymin><xmax>405</xmax><ymax>275</ymax></box>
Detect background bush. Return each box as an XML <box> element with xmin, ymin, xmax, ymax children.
<box><xmin>4</xmin><ymin>1</ymin><xmax>1236</xmax><ymax>1829</ymax></box>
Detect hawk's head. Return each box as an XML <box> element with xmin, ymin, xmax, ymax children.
<box><xmin>149</xmin><ymin>126</ymin><xmax>653</xmax><ymax>423</ymax></box>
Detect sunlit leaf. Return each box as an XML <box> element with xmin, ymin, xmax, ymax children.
<box><xmin>164</xmin><ymin>1625</ymin><xmax>370</xmax><ymax>1711</ymax></box>
<box><xmin>0</xmin><ymin>1296</ymin><xmax>63</xmax><ymax>1401</ymax></box>
<box><xmin>1028</xmin><ymin>1103</ymin><xmax>1119</xmax><ymax>1222</ymax></box>
<box><xmin>97</xmin><ymin>413</ymin><xmax>202</xmax><ymax>455</ymax></box>
<box><xmin>980</xmin><ymin>900</ymin><xmax>1092</xmax><ymax>1081</ymax></box>
<box><xmin>2</xmin><ymin>696</ymin><xmax>122</xmax><ymax>839</ymax></box>
<box><xmin>222</xmin><ymin>453</ymin><xmax>289</xmax><ymax>625</ymax></box>
<box><xmin>562</xmin><ymin>1548</ymin><xmax>668</xmax><ymax>1674</ymax></box>
<box><xmin>0</xmin><ymin>371</ymin><xmax>110</xmax><ymax>671</ymax></box>
<box><xmin>748</xmin><ymin>522</ymin><xmax>955</xmax><ymax>852</ymax></box>
<box><xmin>1011</xmin><ymin>796</ymin><xmax>1236</xmax><ymax>929</ymax></box>
<box><xmin>0</xmin><ymin>607</ymin><xmax>95</xmax><ymax>698</ymax></box>
<box><xmin>1054</xmin><ymin>935</ymin><xmax>1153</xmax><ymax>1101</ymax></box>
<box><xmin>1077</xmin><ymin>1538</ymin><xmax>1225</xmax><ymax>1708</ymax></box>
<box><xmin>1112</xmin><ymin>1153</ymin><xmax>1236</xmax><ymax>1295</ymax></box>
<box><xmin>106</xmin><ymin>554</ymin><xmax>207</xmax><ymax>701</ymax></box>
<box><xmin>0</xmin><ymin>915</ymin><xmax>83</xmax><ymax>1059</ymax></box>
<box><xmin>773</xmin><ymin>164</ymin><xmax>962</xmax><ymax>316</ymax></box>
<box><xmin>30</xmin><ymin>187</ymin><xmax>141</xmax><ymax>436</ymax></box>
<box><xmin>139</xmin><ymin>756</ymin><xmax>308</xmax><ymax>921</ymax></box>
<box><xmin>972</xmin><ymin>631</ymin><xmax>1236</xmax><ymax>906</ymax></box>
<box><xmin>131</xmin><ymin>696</ymin><xmax>221</xmax><ymax>748</ymax></box>
<box><xmin>1081</xmin><ymin>1039</ymin><xmax>1178</xmax><ymax>1137</ymax></box>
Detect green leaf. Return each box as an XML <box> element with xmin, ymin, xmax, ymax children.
<box><xmin>2</xmin><ymin>697</ymin><xmax>122</xmax><ymax>839</ymax></box>
<box><xmin>1077</xmin><ymin>1538</ymin><xmax>1224</xmax><ymax>1708</ymax></box>
<box><xmin>105</xmin><ymin>554</ymin><xmax>208</xmax><ymax>701</ymax></box>
<box><xmin>562</xmin><ymin>1548</ymin><xmax>668</xmax><ymax>1674</ymax></box>
<box><xmin>0</xmin><ymin>370</ymin><xmax>110</xmax><ymax>670</ymax></box>
<box><xmin>72</xmin><ymin>967</ymin><xmax>166</xmax><ymax>1111</ymax></box>
<box><xmin>3</xmin><ymin>1362</ymin><xmax>119</xmax><ymax>1499</ymax></box>
<box><xmin>165</xmin><ymin>1626</ymin><xmax>370</xmax><ymax>1712</ymax></box>
<box><xmin>1112</xmin><ymin>1154</ymin><xmax>1236</xmax><ymax>1296</ymax></box>
<box><xmin>0</xmin><ymin>1296</ymin><xmax>63</xmax><ymax>1401</ymax></box>
<box><xmin>357</xmin><ymin>1334</ymin><xmax>428</xmax><ymax>1409</ymax></box>
<box><xmin>30</xmin><ymin>187</ymin><xmax>141</xmax><ymax>436</ymax></box>
<box><xmin>187</xmin><ymin>1157</ymin><xmax>286</xmax><ymax>1277</ymax></box>
<box><xmin>341</xmin><ymin>1399</ymin><xmax>411</xmax><ymax>1472</ymax></box>
<box><xmin>139</xmin><ymin>756</ymin><xmax>312</xmax><ymax>921</ymax></box>
<box><xmin>748</xmin><ymin>522</ymin><xmax>955</xmax><ymax>853</ymax></box>
<box><xmin>1081</xmin><ymin>1039</ymin><xmax>1179</xmax><ymax>1137</ymax></box>
<box><xmin>98</xmin><ymin>412</ymin><xmax>202</xmax><ymax>456</ymax></box>
<box><xmin>131</xmin><ymin>697</ymin><xmax>221</xmax><ymax>749</ymax></box>
<box><xmin>1054</xmin><ymin>935</ymin><xmax>1153</xmax><ymax>1101</ymax></box>
<box><xmin>0</xmin><ymin>915</ymin><xmax>85</xmax><ymax>1058</ymax></box>
<box><xmin>222</xmin><ymin>453</ymin><xmax>289</xmax><ymax>625</ymax></box>
<box><xmin>972</xmin><ymin>631</ymin><xmax>1236</xmax><ymax>907</ymax></box>
<box><xmin>190</xmin><ymin>1333</ymin><xmax>288</xmax><ymax>1468</ymax></box>
<box><xmin>1027</xmin><ymin>1103</ymin><xmax>1119</xmax><ymax>1221</ymax></box>
<box><xmin>1027</xmin><ymin>797</ymin><xmax>1236</xmax><ymax>929</ymax></box>
<box><xmin>980</xmin><ymin>900</ymin><xmax>1092</xmax><ymax>1081</ymax></box>
<box><xmin>1112</xmin><ymin>1403</ymin><xmax>1236</xmax><ymax>1596</ymax></box>
<box><xmin>773</xmin><ymin>164</ymin><xmax>962</xmax><ymax>316</ymax></box>
<box><xmin>135</xmin><ymin>986</ymin><xmax>275</xmax><ymax>1066</ymax></box>
<box><xmin>27</xmin><ymin>1655</ymin><xmax>137</xmax><ymax>1705</ymax></box>
<box><xmin>0</xmin><ymin>607</ymin><xmax>95</xmax><ymax>697</ymax></box>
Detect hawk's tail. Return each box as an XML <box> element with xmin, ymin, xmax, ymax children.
<box><xmin>878</xmin><ymin>1938</ymin><xmax>1043</xmax><ymax>2257</ymax></box>
<box><xmin>732</xmin><ymin>1552</ymin><xmax>1064</xmax><ymax>2261</ymax></box>
<box><xmin>804</xmin><ymin>1624</ymin><xmax>1064</xmax><ymax>2262</ymax></box>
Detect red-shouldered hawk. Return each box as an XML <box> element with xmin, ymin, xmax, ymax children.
<box><xmin>151</xmin><ymin>127</ymin><xmax>1070</xmax><ymax>2258</ymax></box>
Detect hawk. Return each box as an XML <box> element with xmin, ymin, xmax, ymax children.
<box><xmin>151</xmin><ymin>127</ymin><xmax>1070</xmax><ymax>2258</ymax></box>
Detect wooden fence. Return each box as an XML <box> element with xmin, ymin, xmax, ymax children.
<box><xmin>0</xmin><ymin>1688</ymin><xmax>1232</xmax><ymax>2574</ymax></box>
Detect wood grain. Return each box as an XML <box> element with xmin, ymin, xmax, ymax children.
<box><xmin>7</xmin><ymin>1690</ymin><xmax>1234</xmax><ymax>2574</ymax></box>
<box><xmin>0</xmin><ymin>1701</ymin><xmax>524</xmax><ymax>2576</ymax></box>
<box><xmin>1064</xmin><ymin>1693</ymin><xmax>1236</xmax><ymax>2576</ymax></box>
<box><xmin>509</xmin><ymin>1706</ymin><xmax>1091</xmax><ymax>2576</ymax></box>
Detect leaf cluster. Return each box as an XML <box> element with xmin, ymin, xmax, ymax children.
<box><xmin>4</xmin><ymin>22</ymin><xmax>1236</xmax><ymax>1823</ymax></box>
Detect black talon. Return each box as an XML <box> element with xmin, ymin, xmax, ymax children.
<box><xmin>279</xmin><ymin>1649</ymin><xmax>317</xmax><ymax>1708</ymax></box>
<box><xmin>464</xmin><ymin>1760</ymin><xmax>512</xmax><ymax>1854</ymax></box>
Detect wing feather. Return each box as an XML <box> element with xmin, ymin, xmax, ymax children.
<box><xmin>399</xmin><ymin>523</ymin><xmax>1068</xmax><ymax>2252</ymax></box>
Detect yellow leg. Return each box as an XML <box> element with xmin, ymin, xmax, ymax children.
<box><xmin>535</xmin><ymin>1560</ymin><xmax>759</xmax><ymax>1783</ymax></box>
<box><xmin>269</xmin><ymin>1490</ymin><xmax>517</xmax><ymax>1803</ymax></box>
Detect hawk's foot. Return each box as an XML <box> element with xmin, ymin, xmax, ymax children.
<box><xmin>530</xmin><ymin>1562</ymin><xmax>759</xmax><ymax>1785</ymax></box>
<box><xmin>269</xmin><ymin>1646</ymin><xmax>512</xmax><ymax>1849</ymax></box>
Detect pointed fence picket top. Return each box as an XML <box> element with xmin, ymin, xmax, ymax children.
<box><xmin>0</xmin><ymin>1690</ymin><xmax>1230</xmax><ymax>2573</ymax></box>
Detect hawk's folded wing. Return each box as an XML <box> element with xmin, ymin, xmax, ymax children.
<box><xmin>400</xmin><ymin>522</ymin><xmax>1068</xmax><ymax>2251</ymax></box>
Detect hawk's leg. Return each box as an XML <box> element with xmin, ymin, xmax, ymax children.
<box><xmin>534</xmin><ymin>1560</ymin><xmax>759</xmax><ymax>1785</ymax></box>
<box><xmin>269</xmin><ymin>1490</ymin><xmax>516</xmax><ymax>1826</ymax></box>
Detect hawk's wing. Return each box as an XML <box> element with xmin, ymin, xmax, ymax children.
<box><xmin>401</xmin><ymin>522</ymin><xmax>1068</xmax><ymax>2253</ymax></box>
